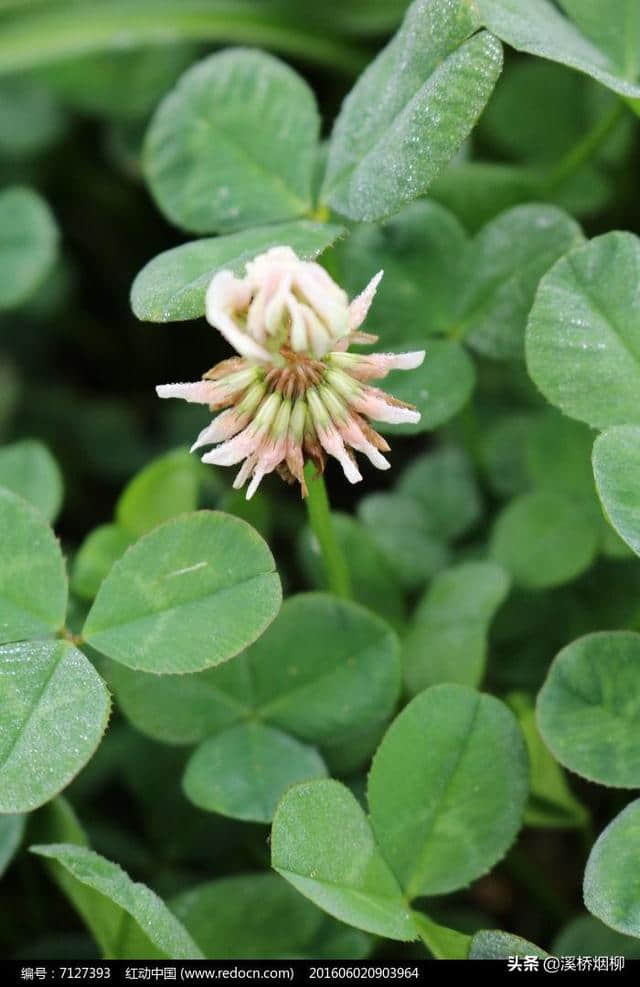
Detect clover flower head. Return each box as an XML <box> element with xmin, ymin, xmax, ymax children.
<box><xmin>157</xmin><ymin>246</ymin><xmax>425</xmax><ymax>499</ymax></box>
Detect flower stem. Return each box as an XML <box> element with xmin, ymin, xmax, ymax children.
<box><xmin>304</xmin><ymin>462</ymin><xmax>351</xmax><ymax>600</ymax></box>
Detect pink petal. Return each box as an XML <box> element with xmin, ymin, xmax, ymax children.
<box><xmin>244</xmin><ymin>437</ymin><xmax>287</xmax><ymax>500</ymax></box>
<box><xmin>201</xmin><ymin>426</ymin><xmax>261</xmax><ymax>467</ymax></box>
<box><xmin>285</xmin><ymin>439</ymin><xmax>306</xmax><ymax>490</ymax></box>
<box><xmin>190</xmin><ymin>409</ymin><xmax>248</xmax><ymax>452</ymax></box>
<box><xmin>329</xmin><ymin>349</ymin><xmax>425</xmax><ymax>381</ymax></box>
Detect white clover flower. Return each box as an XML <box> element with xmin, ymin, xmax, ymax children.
<box><xmin>157</xmin><ymin>246</ymin><xmax>425</xmax><ymax>499</ymax></box>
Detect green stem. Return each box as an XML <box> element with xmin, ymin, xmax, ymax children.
<box><xmin>57</xmin><ymin>626</ymin><xmax>85</xmax><ymax>646</ymax></box>
<box><xmin>0</xmin><ymin>1</ymin><xmax>369</xmax><ymax>77</ymax></box>
<box><xmin>543</xmin><ymin>100</ymin><xmax>626</xmax><ymax>191</ymax></box>
<box><xmin>304</xmin><ymin>461</ymin><xmax>351</xmax><ymax>600</ymax></box>
<box><xmin>412</xmin><ymin>910</ymin><xmax>471</xmax><ymax>960</ymax></box>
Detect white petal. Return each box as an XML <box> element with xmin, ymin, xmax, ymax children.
<box><xmin>341</xmin><ymin>419</ymin><xmax>391</xmax><ymax>470</ymax></box>
<box><xmin>336</xmin><ymin>450</ymin><xmax>362</xmax><ymax>484</ymax></box>
<box><xmin>301</xmin><ymin>303</ymin><xmax>332</xmax><ymax>356</ymax></box>
<box><xmin>348</xmin><ymin>270</ymin><xmax>383</xmax><ymax>330</ymax></box>
<box><xmin>246</xmin><ymin>246</ymin><xmax>297</xmax><ymax>281</ymax></box>
<box><xmin>263</xmin><ymin>272</ymin><xmax>292</xmax><ymax>334</ymax></box>
<box><xmin>156</xmin><ymin>381</ymin><xmax>217</xmax><ymax>404</ymax></box>
<box><xmin>233</xmin><ymin>455</ymin><xmax>257</xmax><ymax>490</ymax></box>
<box><xmin>246</xmin><ymin>287</ymin><xmax>267</xmax><ymax>341</ymax></box>
<box><xmin>383</xmin><ymin>350</ymin><xmax>425</xmax><ymax>370</ymax></box>
<box><xmin>206</xmin><ymin>270</ymin><xmax>272</xmax><ymax>362</ymax></box>
<box><xmin>354</xmin><ymin>390</ymin><xmax>421</xmax><ymax>424</ymax></box>
<box><xmin>289</xmin><ymin>301</ymin><xmax>308</xmax><ymax>352</ymax></box>
<box><xmin>365</xmin><ymin>448</ymin><xmax>390</xmax><ymax>469</ymax></box>
<box><xmin>384</xmin><ymin>405</ymin><xmax>419</xmax><ymax>424</ymax></box>
<box><xmin>351</xmin><ymin>437</ymin><xmax>390</xmax><ymax>470</ymax></box>
<box><xmin>318</xmin><ymin>428</ymin><xmax>362</xmax><ymax>484</ymax></box>
<box><xmin>295</xmin><ymin>268</ymin><xmax>349</xmax><ymax>339</ymax></box>
<box><xmin>246</xmin><ymin>467</ymin><xmax>267</xmax><ymax>500</ymax></box>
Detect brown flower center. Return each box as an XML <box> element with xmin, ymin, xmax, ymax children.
<box><xmin>263</xmin><ymin>348</ymin><xmax>327</xmax><ymax>400</ymax></box>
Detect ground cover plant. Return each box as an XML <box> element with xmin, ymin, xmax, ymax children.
<box><xmin>2</xmin><ymin>0</ymin><xmax>640</xmax><ymax>962</ymax></box>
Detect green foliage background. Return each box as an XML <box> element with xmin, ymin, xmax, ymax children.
<box><xmin>2</xmin><ymin>0</ymin><xmax>640</xmax><ymax>961</ymax></box>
